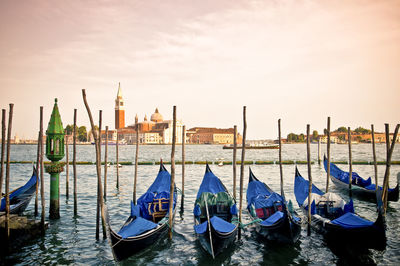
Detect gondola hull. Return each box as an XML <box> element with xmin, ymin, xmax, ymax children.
<box><xmin>249</xmin><ymin>211</ymin><xmax>301</xmax><ymax>244</ymax></box>
<box><xmin>302</xmin><ymin>208</ymin><xmax>386</xmax><ymax>251</ymax></box>
<box><xmin>195</xmin><ymin>218</ymin><xmax>238</xmax><ymax>257</ymax></box>
<box><xmin>330</xmin><ymin>175</ymin><xmax>399</xmax><ymax>202</ymax></box>
<box><xmin>107</xmin><ymin>212</ymin><xmax>174</xmax><ymax>261</ymax></box>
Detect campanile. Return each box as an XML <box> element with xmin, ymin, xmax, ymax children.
<box><xmin>115</xmin><ymin>82</ymin><xmax>125</xmax><ymax>129</ymax></box>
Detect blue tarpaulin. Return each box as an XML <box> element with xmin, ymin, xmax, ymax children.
<box><xmin>117</xmin><ymin>217</ymin><xmax>158</xmax><ymax>238</ymax></box>
<box><xmin>331</xmin><ymin>212</ymin><xmax>374</xmax><ymax>229</ymax></box>
<box><xmin>294</xmin><ymin>170</ymin><xmax>324</xmax><ymax>207</ymax></box>
<box><xmin>196</xmin><ymin>165</ymin><xmax>226</xmax><ymax>199</ymax></box>
<box><xmin>210</xmin><ymin>216</ymin><xmax>236</xmax><ymax>233</ymax></box>
<box><xmin>260</xmin><ymin>211</ymin><xmax>284</xmax><ymax>226</ymax></box>
<box><xmin>194</xmin><ymin>221</ymin><xmax>208</xmax><ymax>234</ymax></box>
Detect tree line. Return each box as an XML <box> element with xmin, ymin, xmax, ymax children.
<box><xmin>286</xmin><ymin>126</ymin><xmax>371</xmax><ymax>143</ymax></box>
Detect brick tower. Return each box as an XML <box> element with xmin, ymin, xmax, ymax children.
<box><xmin>115</xmin><ymin>82</ymin><xmax>125</xmax><ymax>129</ymax></box>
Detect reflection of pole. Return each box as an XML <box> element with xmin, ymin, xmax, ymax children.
<box><xmin>66</xmin><ymin>135</ymin><xmax>69</xmax><ymax>198</ymax></box>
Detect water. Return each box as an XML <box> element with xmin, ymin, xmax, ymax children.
<box><xmin>2</xmin><ymin>144</ymin><xmax>400</xmax><ymax>265</ymax></box>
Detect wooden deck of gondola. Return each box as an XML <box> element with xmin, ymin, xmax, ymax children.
<box><xmin>0</xmin><ymin>213</ymin><xmax>48</xmax><ymax>253</ymax></box>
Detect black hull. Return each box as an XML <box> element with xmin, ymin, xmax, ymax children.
<box><xmin>108</xmin><ymin>220</ymin><xmax>169</xmax><ymax>261</ymax></box>
<box><xmin>330</xmin><ymin>176</ymin><xmax>399</xmax><ymax>202</ymax></box>
<box><xmin>195</xmin><ymin>218</ymin><xmax>238</xmax><ymax>257</ymax></box>
<box><xmin>303</xmin><ymin>208</ymin><xmax>386</xmax><ymax>251</ymax></box>
<box><xmin>249</xmin><ymin>211</ymin><xmax>301</xmax><ymax>244</ymax></box>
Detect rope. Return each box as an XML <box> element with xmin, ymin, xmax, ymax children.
<box><xmin>231</xmin><ymin>217</ymin><xmax>262</xmax><ymax>229</ymax></box>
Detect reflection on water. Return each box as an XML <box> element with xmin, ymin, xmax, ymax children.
<box><xmin>2</xmin><ymin>144</ymin><xmax>400</xmax><ymax>265</ymax></box>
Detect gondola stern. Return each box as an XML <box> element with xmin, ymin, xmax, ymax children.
<box><xmin>248</xmin><ymin>167</ymin><xmax>258</xmax><ymax>183</ymax></box>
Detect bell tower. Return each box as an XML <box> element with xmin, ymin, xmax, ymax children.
<box><xmin>115</xmin><ymin>82</ymin><xmax>125</xmax><ymax>129</ymax></box>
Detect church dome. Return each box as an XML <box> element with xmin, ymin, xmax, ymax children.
<box><xmin>150</xmin><ymin>108</ymin><xmax>163</xmax><ymax>123</ymax></box>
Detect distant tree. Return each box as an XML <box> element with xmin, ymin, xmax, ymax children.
<box><xmin>354</xmin><ymin>127</ymin><xmax>371</xmax><ymax>134</ymax></box>
<box><xmin>338</xmin><ymin>135</ymin><xmax>345</xmax><ymax>141</ymax></box>
<box><xmin>287</xmin><ymin>133</ymin><xmax>297</xmax><ymax>142</ymax></box>
<box><xmin>78</xmin><ymin>126</ymin><xmax>87</xmax><ymax>142</ymax></box>
<box><xmin>312</xmin><ymin>130</ymin><xmax>319</xmax><ymax>141</ymax></box>
<box><xmin>337</xmin><ymin>127</ymin><xmax>347</xmax><ymax>133</ymax></box>
<box><xmin>299</xmin><ymin>133</ymin><xmax>305</xmax><ymax>142</ymax></box>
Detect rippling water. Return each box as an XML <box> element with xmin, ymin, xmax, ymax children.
<box><xmin>2</xmin><ymin>144</ymin><xmax>400</xmax><ymax>265</ymax></box>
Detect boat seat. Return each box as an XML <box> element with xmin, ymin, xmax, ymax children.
<box><xmin>214</xmin><ymin>192</ymin><xmax>234</xmax><ymax>222</ymax></box>
<box><xmin>255</xmin><ymin>201</ymin><xmax>283</xmax><ymax>219</ymax></box>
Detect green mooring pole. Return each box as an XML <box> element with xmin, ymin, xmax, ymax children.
<box><xmin>45</xmin><ymin>98</ymin><xmax>65</xmax><ymax>220</ymax></box>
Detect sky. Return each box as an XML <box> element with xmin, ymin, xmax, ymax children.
<box><xmin>0</xmin><ymin>0</ymin><xmax>399</xmax><ymax>140</ymax></box>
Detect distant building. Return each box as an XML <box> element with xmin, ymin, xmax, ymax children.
<box><xmin>186</xmin><ymin>127</ymin><xmax>242</xmax><ymax>144</ymax></box>
<box><xmin>115</xmin><ymin>82</ymin><xmax>125</xmax><ymax>129</ymax></box>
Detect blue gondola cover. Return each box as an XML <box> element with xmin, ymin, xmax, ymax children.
<box><xmin>196</xmin><ymin>168</ymin><xmax>226</xmax><ymax>199</ymax></box>
<box><xmin>117</xmin><ymin>217</ymin><xmax>158</xmax><ymax>238</ymax></box>
<box><xmin>210</xmin><ymin>216</ymin><xmax>236</xmax><ymax>233</ymax></box>
<box><xmin>331</xmin><ymin>212</ymin><xmax>374</xmax><ymax>229</ymax></box>
<box><xmin>260</xmin><ymin>211</ymin><xmax>284</xmax><ymax>226</ymax></box>
<box><xmin>294</xmin><ymin>173</ymin><xmax>324</xmax><ymax>207</ymax></box>
<box><xmin>194</xmin><ymin>220</ymin><xmax>208</xmax><ymax>234</ymax></box>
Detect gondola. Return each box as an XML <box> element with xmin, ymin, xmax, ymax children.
<box><xmin>106</xmin><ymin>162</ymin><xmax>177</xmax><ymax>261</ymax></box>
<box><xmin>0</xmin><ymin>166</ymin><xmax>38</xmax><ymax>215</ymax></box>
<box><xmin>324</xmin><ymin>155</ymin><xmax>399</xmax><ymax>202</ymax></box>
<box><xmin>294</xmin><ymin>167</ymin><xmax>386</xmax><ymax>251</ymax></box>
<box><xmin>193</xmin><ymin>164</ymin><xmax>238</xmax><ymax>258</ymax></box>
<box><xmin>246</xmin><ymin>168</ymin><xmax>301</xmax><ymax>244</ymax></box>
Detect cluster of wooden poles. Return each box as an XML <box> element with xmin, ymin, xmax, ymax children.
<box><xmin>305</xmin><ymin>118</ymin><xmax>399</xmax><ymax>235</ymax></box>
<box><xmin>2</xmin><ymin>97</ymin><xmax>398</xmax><ymax>247</ymax></box>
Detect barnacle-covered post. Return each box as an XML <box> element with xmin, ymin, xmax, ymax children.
<box><xmin>45</xmin><ymin>98</ymin><xmax>65</xmax><ymax>219</ymax></box>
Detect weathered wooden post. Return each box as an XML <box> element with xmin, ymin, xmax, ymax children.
<box><xmin>65</xmin><ymin>135</ymin><xmax>69</xmax><ymax>198</ymax></box>
<box><xmin>348</xmin><ymin>127</ymin><xmax>353</xmax><ymax>199</ymax></box>
<box><xmin>278</xmin><ymin>119</ymin><xmax>284</xmax><ymax>199</ymax></box>
<box><xmin>181</xmin><ymin>125</ymin><xmax>186</xmax><ymax>209</ymax></box>
<box><xmin>238</xmin><ymin>106</ymin><xmax>246</xmax><ymax>240</ymax></box>
<box><xmin>0</xmin><ymin>109</ymin><xmax>6</xmax><ymax>204</ymax></box>
<box><xmin>73</xmin><ymin>109</ymin><xmax>77</xmax><ymax>216</ymax></box>
<box><xmin>116</xmin><ymin>130</ymin><xmax>119</xmax><ymax>188</ymax></box>
<box><xmin>325</xmin><ymin>117</ymin><xmax>331</xmax><ymax>193</ymax></box>
<box><xmin>168</xmin><ymin>106</ymin><xmax>177</xmax><ymax>240</ymax></box>
<box><xmin>40</xmin><ymin>106</ymin><xmax>45</xmax><ymax>232</ymax></box>
<box><xmin>306</xmin><ymin>124</ymin><xmax>312</xmax><ymax>236</ymax></box>
<box><xmin>5</xmin><ymin>104</ymin><xmax>13</xmax><ymax>244</ymax></box>
<box><xmin>233</xmin><ymin>125</ymin><xmax>237</xmax><ymax>200</ymax></box>
<box><xmin>45</xmin><ymin>99</ymin><xmax>65</xmax><ymax>219</ymax></box>
<box><xmin>133</xmin><ymin>117</ymin><xmax>139</xmax><ymax>204</ymax></box>
<box><xmin>371</xmin><ymin>125</ymin><xmax>378</xmax><ymax>193</ymax></box>
<box><xmin>96</xmin><ymin>110</ymin><xmax>102</xmax><ymax>239</ymax></box>
<box><xmin>82</xmin><ymin>89</ymin><xmax>107</xmax><ymax>239</ymax></box>
<box><xmin>35</xmin><ymin>131</ymin><xmax>40</xmax><ymax>216</ymax></box>
<box><xmin>382</xmin><ymin>124</ymin><xmax>399</xmax><ymax>214</ymax></box>
<box><xmin>318</xmin><ymin>137</ymin><xmax>321</xmax><ymax>165</ymax></box>
<box><xmin>104</xmin><ymin>126</ymin><xmax>108</xmax><ymax>199</ymax></box>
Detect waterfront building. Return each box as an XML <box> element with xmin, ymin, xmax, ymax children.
<box><xmin>115</xmin><ymin>82</ymin><xmax>125</xmax><ymax>129</ymax></box>
<box><xmin>186</xmin><ymin>127</ymin><xmax>242</xmax><ymax>144</ymax></box>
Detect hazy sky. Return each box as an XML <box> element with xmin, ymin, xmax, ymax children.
<box><xmin>1</xmin><ymin>0</ymin><xmax>399</xmax><ymax>139</ymax></box>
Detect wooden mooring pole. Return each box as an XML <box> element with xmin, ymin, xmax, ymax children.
<box><xmin>348</xmin><ymin>127</ymin><xmax>353</xmax><ymax>199</ymax></box>
<box><xmin>325</xmin><ymin>117</ymin><xmax>331</xmax><ymax>193</ymax></box>
<box><xmin>5</xmin><ymin>104</ymin><xmax>14</xmax><ymax>245</ymax></box>
<box><xmin>238</xmin><ymin>106</ymin><xmax>246</xmax><ymax>240</ymax></box>
<box><xmin>306</xmin><ymin>124</ymin><xmax>312</xmax><ymax>236</ymax></box>
<box><xmin>181</xmin><ymin>125</ymin><xmax>185</xmax><ymax>210</ymax></box>
<box><xmin>278</xmin><ymin>119</ymin><xmax>285</xmax><ymax>199</ymax></box>
<box><xmin>168</xmin><ymin>106</ymin><xmax>177</xmax><ymax>240</ymax></box>
<box><xmin>371</xmin><ymin>125</ymin><xmax>378</xmax><ymax>193</ymax></box>
<box><xmin>82</xmin><ymin>90</ymin><xmax>106</xmax><ymax>240</ymax></box>
<box><xmin>34</xmin><ymin>131</ymin><xmax>40</xmax><ymax>216</ymax></box>
<box><xmin>65</xmin><ymin>135</ymin><xmax>69</xmax><ymax>199</ymax></box>
<box><xmin>0</xmin><ymin>110</ymin><xmax>6</xmax><ymax>205</ymax></box>
<box><xmin>104</xmin><ymin>126</ymin><xmax>108</xmax><ymax>199</ymax></box>
<box><xmin>40</xmin><ymin>106</ymin><xmax>45</xmax><ymax>232</ymax></box>
<box><xmin>382</xmin><ymin>124</ymin><xmax>399</xmax><ymax>214</ymax></box>
<box><xmin>318</xmin><ymin>137</ymin><xmax>321</xmax><ymax>165</ymax></box>
<box><xmin>233</xmin><ymin>125</ymin><xmax>237</xmax><ymax>200</ymax></box>
<box><xmin>133</xmin><ymin>123</ymin><xmax>139</xmax><ymax>204</ymax></box>
<box><xmin>73</xmin><ymin>109</ymin><xmax>77</xmax><ymax>216</ymax></box>
<box><xmin>95</xmin><ymin>110</ymin><xmax>102</xmax><ymax>240</ymax></box>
